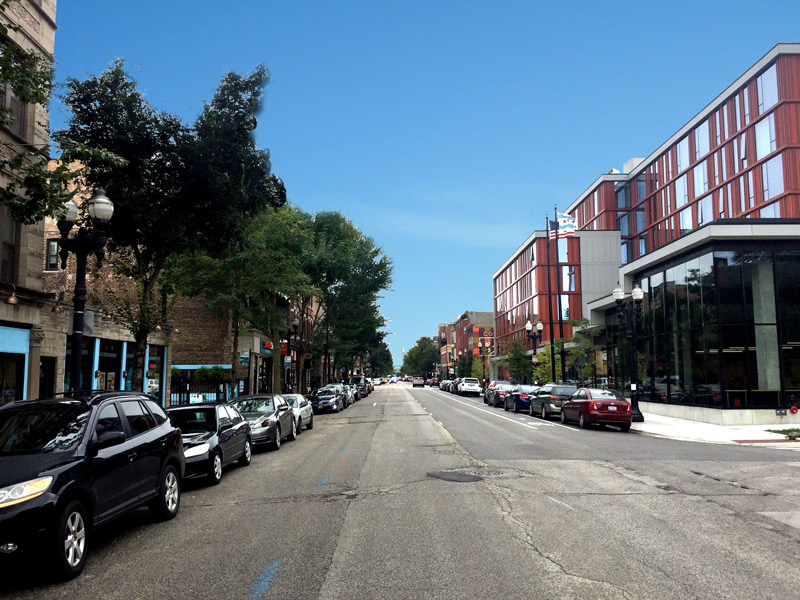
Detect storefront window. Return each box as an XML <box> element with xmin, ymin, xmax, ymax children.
<box><xmin>0</xmin><ymin>353</ymin><xmax>24</xmax><ymax>405</ymax></box>
<box><xmin>65</xmin><ymin>337</ymin><xmax>95</xmax><ymax>391</ymax></box>
<box><xmin>147</xmin><ymin>345</ymin><xmax>165</xmax><ymax>401</ymax></box>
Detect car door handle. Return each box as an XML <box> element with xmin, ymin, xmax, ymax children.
<box><xmin>126</xmin><ymin>452</ymin><xmax>137</xmax><ymax>462</ymax></box>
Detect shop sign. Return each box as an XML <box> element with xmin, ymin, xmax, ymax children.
<box><xmin>260</xmin><ymin>339</ymin><xmax>273</xmax><ymax>356</ymax></box>
<box><xmin>239</xmin><ymin>349</ymin><xmax>250</xmax><ymax>366</ymax></box>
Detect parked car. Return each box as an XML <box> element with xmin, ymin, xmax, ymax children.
<box><xmin>505</xmin><ymin>384</ymin><xmax>539</xmax><ymax>413</ymax></box>
<box><xmin>348</xmin><ymin>376</ymin><xmax>370</xmax><ymax>397</ymax></box>
<box><xmin>343</xmin><ymin>384</ymin><xmax>359</xmax><ymax>405</ymax></box>
<box><xmin>228</xmin><ymin>394</ymin><xmax>296</xmax><ymax>450</ymax></box>
<box><xmin>561</xmin><ymin>388</ymin><xmax>632</xmax><ymax>431</ymax></box>
<box><xmin>308</xmin><ymin>386</ymin><xmax>345</xmax><ymax>413</ymax></box>
<box><xmin>531</xmin><ymin>383</ymin><xmax>578</xmax><ymax>419</ymax></box>
<box><xmin>282</xmin><ymin>393</ymin><xmax>314</xmax><ymax>432</ymax></box>
<box><xmin>0</xmin><ymin>391</ymin><xmax>185</xmax><ymax>579</ymax></box>
<box><xmin>371</xmin><ymin>377</ymin><xmax>382</xmax><ymax>387</ymax></box>
<box><xmin>487</xmin><ymin>382</ymin><xmax>515</xmax><ymax>407</ymax></box>
<box><xmin>450</xmin><ymin>378</ymin><xmax>462</xmax><ymax>394</ymax></box>
<box><xmin>412</xmin><ymin>377</ymin><xmax>424</xmax><ymax>388</ymax></box>
<box><xmin>484</xmin><ymin>380</ymin><xmax>511</xmax><ymax>403</ymax></box>
<box><xmin>439</xmin><ymin>379</ymin><xmax>452</xmax><ymax>391</ymax></box>
<box><xmin>166</xmin><ymin>402</ymin><xmax>252</xmax><ymax>484</ymax></box>
<box><xmin>430</xmin><ymin>377</ymin><xmax>439</xmax><ymax>387</ymax></box>
<box><xmin>458</xmin><ymin>377</ymin><xmax>482</xmax><ymax>396</ymax></box>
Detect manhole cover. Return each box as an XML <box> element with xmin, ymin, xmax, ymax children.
<box><xmin>471</xmin><ymin>471</ymin><xmax>505</xmax><ymax>477</ymax></box>
<box><xmin>427</xmin><ymin>471</ymin><xmax>483</xmax><ymax>483</ymax></box>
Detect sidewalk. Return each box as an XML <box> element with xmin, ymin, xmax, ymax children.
<box><xmin>632</xmin><ymin>411</ymin><xmax>800</xmax><ymax>449</ymax></box>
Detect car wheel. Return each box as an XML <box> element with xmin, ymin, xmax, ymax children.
<box><xmin>273</xmin><ymin>425</ymin><xmax>282</xmax><ymax>450</ymax></box>
<box><xmin>620</xmin><ymin>424</ymin><xmax>631</xmax><ymax>432</ymax></box>
<box><xmin>529</xmin><ymin>403</ymin><xmax>535</xmax><ymax>417</ymax></box>
<box><xmin>150</xmin><ymin>464</ymin><xmax>181</xmax><ymax>520</ymax></box>
<box><xmin>208</xmin><ymin>451</ymin><xmax>223</xmax><ymax>485</ymax></box>
<box><xmin>51</xmin><ymin>499</ymin><xmax>89</xmax><ymax>580</ymax></box>
<box><xmin>483</xmin><ymin>395</ymin><xmax>488</xmax><ymax>404</ymax></box>
<box><xmin>296</xmin><ymin>417</ymin><xmax>303</xmax><ymax>435</ymax></box>
<box><xmin>307</xmin><ymin>414</ymin><xmax>314</xmax><ymax>430</ymax></box>
<box><xmin>560</xmin><ymin>410</ymin><xmax>568</xmax><ymax>424</ymax></box>
<box><xmin>578</xmin><ymin>412</ymin><xmax>587</xmax><ymax>429</ymax></box>
<box><xmin>513</xmin><ymin>401</ymin><xmax>519</xmax><ymax>414</ymax></box>
<box><xmin>239</xmin><ymin>438</ymin><xmax>252</xmax><ymax>466</ymax></box>
<box><xmin>504</xmin><ymin>398</ymin><xmax>510</xmax><ymax>411</ymax></box>
<box><xmin>288</xmin><ymin>419</ymin><xmax>298</xmax><ymax>441</ymax></box>
<box><xmin>541</xmin><ymin>405</ymin><xmax>547</xmax><ymax>420</ymax></box>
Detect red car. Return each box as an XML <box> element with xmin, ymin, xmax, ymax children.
<box><xmin>560</xmin><ymin>388</ymin><xmax>632</xmax><ymax>431</ymax></box>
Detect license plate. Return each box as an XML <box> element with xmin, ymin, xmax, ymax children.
<box><xmin>317</xmin><ymin>405</ymin><xmax>323</xmax><ymax>409</ymax></box>
<box><xmin>608</xmin><ymin>405</ymin><xmax>617</xmax><ymax>411</ymax></box>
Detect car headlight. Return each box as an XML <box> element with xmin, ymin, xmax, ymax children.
<box><xmin>184</xmin><ymin>443</ymin><xmax>211</xmax><ymax>458</ymax></box>
<box><xmin>0</xmin><ymin>476</ymin><xmax>53</xmax><ymax>509</ymax></box>
<box><xmin>257</xmin><ymin>419</ymin><xmax>271</xmax><ymax>428</ymax></box>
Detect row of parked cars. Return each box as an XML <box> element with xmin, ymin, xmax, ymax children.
<box><xmin>438</xmin><ymin>378</ymin><xmax>483</xmax><ymax>396</ymax></box>
<box><xmin>0</xmin><ymin>383</ymin><xmax>350</xmax><ymax>581</ymax></box>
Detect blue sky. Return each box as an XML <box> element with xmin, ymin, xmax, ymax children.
<box><xmin>50</xmin><ymin>1</ymin><xmax>800</xmax><ymax>363</ymax></box>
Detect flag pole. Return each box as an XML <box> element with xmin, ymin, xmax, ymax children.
<box><xmin>546</xmin><ymin>214</ymin><xmax>556</xmax><ymax>383</ymax></box>
<box><xmin>554</xmin><ymin>205</ymin><xmax>566</xmax><ymax>382</ymax></box>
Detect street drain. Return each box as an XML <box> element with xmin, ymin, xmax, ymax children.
<box><xmin>427</xmin><ymin>471</ymin><xmax>483</xmax><ymax>483</ymax></box>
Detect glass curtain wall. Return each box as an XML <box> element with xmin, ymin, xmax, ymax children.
<box><xmin>607</xmin><ymin>244</ymin><xmax>799</xmax><ymax>409</ymax></box>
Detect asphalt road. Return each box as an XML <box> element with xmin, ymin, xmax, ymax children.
<box><xmin>3</xmin><ymin>383</ymin><xmax>800</xmax><ymax>599</ymax></box>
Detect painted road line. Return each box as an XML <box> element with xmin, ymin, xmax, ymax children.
<box><xmin>546</xmin><ymin>496</ymin><xmax>575</xmax><ymax>510</ymax></box>
<box><xmin>431</xmin><ymin>390</ymin><xmax>577</xmax><ymax>433</ymax></box>
<box><xmin>373</xmin><ymin>402</ymin><xmax>377</xmax><ymax>406</ymax></box>
<box><xmin>317</xmin><ymin>476</ymin><xmax>328</xmax><ymax>487</ymax></box>
<box><xmin>249</xmin><ymin>560</ymin><xmax>281</xmax><ymax>598</ymax></box>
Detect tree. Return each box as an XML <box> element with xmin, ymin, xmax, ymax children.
<box><xmin>169</xmin><ymin>205</ymin><xmax>314</xmax><ymax>390</ymax></box>
<box><xmin>566</xmin><ymin>318</ymin><xmax>601</xmax><ymax>384</ymax></box>
<box><xmin>58</xmin><ymin>61</ymin><xmax>284</xmax><ymax>391</ymax></box>
<box><xmin>506</xmin><ymin>339</ymin><xmax>532</xmax><ymax>382</ymax></box>
<box><xmin>366</xmin><ymin>341</ymin><xmax>393</xmax><ymax>377</ymax></box>
<box><xmin>401</xmin><ymin>337</ymin><xmax>438</xmax><ymax>377</ymax></box>
<box><xmin>533</xmin><ymin>343</ymin><xmax>562</xmax><ymax>384</ymax></box>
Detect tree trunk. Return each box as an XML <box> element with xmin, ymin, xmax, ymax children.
<box><xmin>230</xmin><ymin>308</ymin><xmax>240</xmax><ymax>390</ymax></box>
<box><xmin>130</xmin><ymin>334</ymin><xmax>148</xmax><ymax>392</ymax></box>
<box><xmin>269</xmin><ymin>328</ymin><xmax>282</xmax><ymax>394</ymax></box>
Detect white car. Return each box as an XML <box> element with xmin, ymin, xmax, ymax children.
<box><xmin>283</xmin><ymin>393</ymin><xmax>314</xmax><ymax>432</ymax></box>
<box><xmin>371</xmin><ymin>377</ymin><xmax>382</xmax><ymax>386</ymax></box>
<box><xmin>458</xmin><ymin>377</ymin><xmax>482</xmax><ymax>396</ymax></box>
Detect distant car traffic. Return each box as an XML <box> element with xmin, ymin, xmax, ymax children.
<box><xmin>412</xmin><ymin>377</ymin><xmax>424</xmax><ymax>388</ymax></box>
<box><xmin>166</xmin><ymin>402</ymin><xmax>252</xmax><ymax>484</ymax></box>
<box><xmin>504</xmin><ymin>384</ymin><xmax>539</xmax><ymax>413</ymax></box>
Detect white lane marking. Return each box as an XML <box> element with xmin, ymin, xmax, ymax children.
<box><xmin>546</xmin><ymin>496</ymin><xmax>575</xmax><ymax>510</ymax></box>
<box><xmin>429</xmin><ymin>389</ymin><xmax>578</xmax><ymax>432</ymax></box>
<box><xmin>373</xmin><ymin>403</ymin><xmax>376</xmax><ymax>406</ymax></box>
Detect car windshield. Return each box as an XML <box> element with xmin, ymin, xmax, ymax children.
<box><xmin>497</xmin><ymin>384</ymin><xmax>514</xmax><ymax>391</ymax></box>
<box><xmin>517</xmin><ymin>385</ymin><xmax>538</xmax><ymax>393</ymax></box>
<box><xmin>168</xmin><ymin>408</ymin><xmax>216</xmax><ymax>433</ymax></box>
<box><xmin>464</xmin><ymin>378</ymin><xmax>479</xmax><ymax>384</ymax></box>
<box><xmin>553</xmin><ymin>386</ymin><xmax>577</xmax><ymax>395</ymax></box>
<box><xmin>0</xmin><ymin>403</ymin><xmax>90</xmax><ymax>455</ymax></box>
<box><xmin>348</xmin><ymin>377</ymin><xmax>364</xmax><ymax>385</ymax></box>
<box><xmin>315</xmin><ymin>387</ymin><xmax>337</xmax><ymax>395</ymax></box>
<box><xmin>230</xmin><ymin>398</ymin><xmax>276</xmax><ymax>414</ymax></box>
<box><xmin>284</xmin><ymin>395</ymin><xmax>299</xmax><ymax>407</ymax></box>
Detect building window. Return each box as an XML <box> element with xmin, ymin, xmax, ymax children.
<box><xmin>734</xmin><ymin>95</ymin><xmax>741</xmax><ymax>132</ymax></box>
<box><xmin>743</xmin><ymin>88</ymin><xmax>750</xmax><ymax>124</ymax></box>
<box><xmin>698</xmin><ymin>195</ymin><xmax>713</xmax><ymax>227</ymax></box>
<box><xmin>675</xmin><ymin>174</ymin><xmax>688</xmax><ymax>208</ymax></box>
<box><xmin>635</xmin><ymin>209</ymin><xmax>645</xmax><ymax>233</ymax></box>
<box><xmin>639</xmin><ymin>233</ymin><xmax>648</xmax><ymax>257</ymax></box>
<box><xmin>593</xmin><ymin>191</ymin><xmax>598</xmax><ymax>215</ymax></box>
<box><xmin>616</xmin><ymin>183</ymin><xmax>630</xmax><ymax>208</ymax></box>
<box><xmin>677</xmin><ymin>137</ymin><xmax>690</xmax><ymax>173</ymax></box>
<box><xmin>563</xmin><ymin>266</ymin><xmax>576</xmax><ymax>291</ymax></box>
<box><xmin>755</xmin><ymin>114</ymin><xmax>776</xmax><ymax>161</ymax></box>
<box><xmin>679</xmin><ymin>207</ymin><xmax>693</xmax><ymax>235</ymax></box>
<box><xmin>557</xmin><ymin>238</ymin><xmax>568</xmax><ymax>263</ymax></box>
<box><xmin>693</xmin><ymin>162</ymin><xmax>708</xmax><ymax>197</ymax></box>
<box><xmin>757</xmin><ymin>64</ymin><xmax>778</xmax><ymax>114</ymax></box>
<box><xmin>621</xmin><ymin>240</ymin><xmax>632</xmax><ymax>265</ymax></box>
<box><xmin>45</xmin><ymin>239</ymin><xmax>59</xmax><ymax>271</ymax></box>
<box><xmin>694</xmin><ymin>119</ymin><xmax>710</xmax><ymax>159</ymax></box>
<box><xmin>739</xmin><ymin>132</ymin><xmax>748</xmax><ymax>169</ymax></box>
<box><xmin>559</xmin><ymin>295</ymin><xmax>570</xmax><ymax>320</ymax></box>
<box><xmin>760</xmin><ymin>202</ymin><xmax>779</xmax><ymax>218</ymax></box>
<box><xmin>747</xmin><ymin>172</ymin><xmax>755</xmax><ymax>209</ymax></box>
<box><xmin>762</xmin><ymin>154</ymin><xmax>784</xmax><ymax>202</ymax></box>
<box><xmin>0</xmin><ymin>83</ymin><xmax>30</xmax><ymax>142</ymax></box>
<box><xmin>0</xmin><ymin>206</ymin><xmax>15</xmax><ymax>283</ymax></box>
<box><xmin>617</xmin><ymin>213</ymin><xmax>630</xmax><ymax>236</ymax></box>
<box><xmin>715</xmin><ymin>111</ymin><xmax>721</xmax><ymax>145</ymax></box>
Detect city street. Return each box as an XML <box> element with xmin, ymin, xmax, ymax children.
<box><xmin>3</xmin><ymin>383</ymin><xmax>800</xmax><ymax>599</ymax></box>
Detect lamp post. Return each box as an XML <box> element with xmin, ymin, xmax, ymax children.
<box><xmin>57</xmin><ymin>189</ymin><xmax>114</xmax><ymax>392</ymax></box>
<box><xmin>525</xmin><ymin>321</ymin><xmax>544</xmax><ymax>384</ymax></box>
<box><xmin>613</xmin><ymin>284</ymin><xmax>645</xmax><ymax>423</ymax></box>
<box><xmin>290</xmin><ymin>315</ymin><xmax>300</xmax><ymax>392</ymax></box>
<box><xmin>477</xmin><ymin>341</ymin><xmax>488</xmax><ymax>383</ymax></box>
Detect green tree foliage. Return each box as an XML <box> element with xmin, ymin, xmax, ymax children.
<box><xmin>58</xmin><ymin>61</ymin><xmax>283</xmax><ymax>391</ymax></box>
<box><xmin>401</xmin><ymin>337</ymin><xmax>438</xmax><ymax>377</ymax></box>
<box><xmin>566</xmin><ymin>318</ymin><xmax>600</xmax><ymax>383</ymax></box>
<box><xmin>169</xmin><ymin>205</ymin><xmax>314</xmax><ymax>389</ymax></box>
<box><xmin>506</xmin><ymin>339</ymin><xmax>532</xmax><ymax>382</ymax></box>
<box><xmin>471</xmin><ymin>353</ymin><xmax>489</xmax><ymax>381</ymax></box>
<box><xmin>533</xmin><ymin>342</ymin><xmax>562</xmax><ymax>384</ymax></box>
<box><xmin>366</xmin><ymin>341</ymin><xmax>393</xmax><ymax>377</ymax></box>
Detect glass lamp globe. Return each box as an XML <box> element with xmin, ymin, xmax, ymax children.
<box><xmin>87</xmin><ymin>188</ymin><xmax>114</xmax><ymax>222</ymax></box>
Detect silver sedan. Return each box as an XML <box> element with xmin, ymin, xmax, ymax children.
<box><xmin>283</xmin><ymin>393</ymin><xmax>314</xmax><ymax>432</ymax></box>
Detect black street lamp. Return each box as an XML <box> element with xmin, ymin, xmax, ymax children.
<box><xmin>477</xmin><ymin>341</ymin><xmax>488</xmax><ymax>383</ymax></box>
<box><xmin>525</xmin><ymin>320</ymin><xmax>544</xmax><ymax>384</ymax></box>
<box><xmin>57</xmin><ymin>189</ymin><xmax>114</xmax><ymax>392</ymax></box>
<box><xmin>613</xmin><ymin>284</ymin><xmax>645</xmax><ymax>423</ymax></box>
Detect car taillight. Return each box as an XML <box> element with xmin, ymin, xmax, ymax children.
<box><xmin>550</xmin><ymin>395</ymin><xmax>557</xmax><ymax>402</ymax></box>
<box><xmin>498</xmin><ymin>391</ymin><xmax>506</xmax><ymax>396</ymax></box>
<box><xmin>589</xmin><ymin>401</ymin><xmax>596</xmax><ymax>410</ymax></box>
<box><xmin>626</xmin><ymin>403</ymin><xmax>632</xmax><ymax>413</ymax></box>
<box><xmin>519</xmin><ymin>394</ymin><xmax>528</xmax><ymax>399</ymax></box>
<box><xmin>177</xmin><ymin>427</ymin><xmax>182</xmax><ymax>435</ymax></box>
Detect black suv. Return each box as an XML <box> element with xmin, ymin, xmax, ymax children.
<box><xmin>0</xmin><ymin>391</ymin><xmax>185</xmax><ymax>579</ymax></box>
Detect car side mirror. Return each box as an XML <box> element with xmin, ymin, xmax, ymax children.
<box><xmin>94</xmin><ymin>430</ymin><xmax>125</xmax><ymax>451</ymax></box>
<box><xmin>219</xmin><ymin>419</ymin><xmax>233</xmax><ymax>432</ymax></box>
<box><xmin>278</xmin><ymin>405</ymin><xmax>289</xmax><ymax>412</ymax></box>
